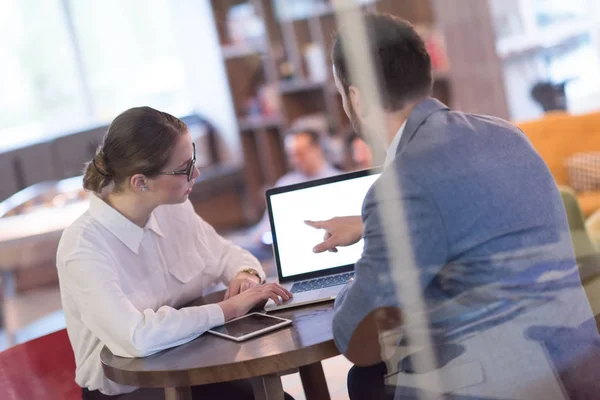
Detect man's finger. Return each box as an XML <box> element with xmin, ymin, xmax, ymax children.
<box><xmin>305</xmin><ymin>220</ymin><xmax>326</xmax><ymax>229</ymax></box>
<box><xmin>313</xmin><ymin>237</ymin><xmax>339</xmax><ymax>253</ymax></box>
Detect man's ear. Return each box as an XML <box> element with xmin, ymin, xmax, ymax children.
<box><xmin>349</xmin><ymin>85</ymin><xmax>369</xmax><ymax>117</ymax></box>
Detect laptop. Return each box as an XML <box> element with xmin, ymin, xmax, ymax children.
<box><xmin>264</xmin><ymin>168</ymin><xmax>381</xmax><ymax>311</ymax></box>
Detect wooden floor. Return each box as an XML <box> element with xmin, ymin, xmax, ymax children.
<box><xmin>0</xmin><ymin>284</ymin><xmax>352</xmax><ymax>399</ymax></box>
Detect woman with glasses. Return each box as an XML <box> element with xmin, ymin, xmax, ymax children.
<box><xmin>56</xmin><ymin>106</ymin><xmax>293</xmax><ymax>399</ymax></box>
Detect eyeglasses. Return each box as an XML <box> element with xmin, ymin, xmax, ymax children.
<box><xmin>157</xmin><ymin>143</ymin><xmax>196</xmax><ymax>182</ymax></box>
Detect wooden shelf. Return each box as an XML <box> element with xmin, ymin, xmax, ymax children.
<box><xmin>278</xmin><ymin>2</ymin><xmax>377</xmax><ymax>22</ymax></box>
<box><xmin>276</xmin><ymin>3</ymin><xmax>334</xmax><ymax>22</ymax></box>
<box><xmin>210</xmin><ymin>0</ymin><xmax>459</xmax><ymax>220</ymax></box>
<box><xmin>221</xmin><ymin>43</ymin><xmax>265</xmax><ymax>60</ymax></box>
<box><xmin>238</xmin><ymin>115</ymin><xmax>283</xmax><ymax>131</ymax></box>
<box><xmin>279</xmin><ymin>79</ymin><xmax>327</xmax><ymax>94</ymax></box>
<box><xmin>289</xmin><ymin>5</ymin><xmax>334</xmax><ymax>21</ymax></box>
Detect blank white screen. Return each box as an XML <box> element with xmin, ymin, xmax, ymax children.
<box><xmin>269</xmin><ymin>173</ymin><xmax>380</xmax><ymax>278</ymax></box>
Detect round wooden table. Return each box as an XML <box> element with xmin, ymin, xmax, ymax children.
<box><xmin>101</xmin><ymin>294</ymin><xmax>340</xmax><ymax>400</ymax></box>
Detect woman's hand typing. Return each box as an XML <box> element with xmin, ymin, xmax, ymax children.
<box><xmin>218</xmin><ymin>283</ymin><xmax>293</xmax><ymax>321</ymax></box>
<box><xmin>224</xmin><ymin>271</ymin><xmax>261</xmax><ymax>300</ymax></box>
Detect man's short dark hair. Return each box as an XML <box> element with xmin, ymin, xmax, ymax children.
<box><xmin>332</xmin><ymin>13</ymin><xmax>433</xmax><ymax>111</ymax></box>
<box><xmin>286</xmin><ymin>128</ymin><xmax>321</xmax><ymax>147</ymax></box>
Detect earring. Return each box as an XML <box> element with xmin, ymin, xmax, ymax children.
<box><xmin>141</xmin><ymin>185</ymin><xmax>147</xmax><ymax>192</ymax></box>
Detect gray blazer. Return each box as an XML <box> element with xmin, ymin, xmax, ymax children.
<box><xmin>333</xmin><ymin>98</ymin><xmax>596</xmax><ymax>398</ymax></box>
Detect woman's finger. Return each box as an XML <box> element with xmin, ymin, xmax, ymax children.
<box><xmin>264</xmin><ymin>292</ymin><xmax>281</xmax><ymax>305</ymax></box>
<box><xmin>274</xmin><ymin>285</ymin><xmax>293</xmax><ymax>300</ymax></box>
<box><xmin>267</xmin><ymin>285</ymin><xmax>292</xmax><ymax>301</ymax></box>
<box><xmin>240</xmin><ymin>281</ymin><xmax>255</xmax><ymax>293</ymax></box>
<box><xmin>224</xmin><ymin>280</ymin><xmax>240</xmax><ymax>300</ymax></box>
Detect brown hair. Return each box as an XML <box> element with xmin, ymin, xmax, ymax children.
<box><xmin>285</xmin><ymin>128</ymin><xmax>322</xmax><ymax>148</ymax></box>
<box><xmin>332</xmin><ymin>13</ymin><xmax>432</xmax><ymax>111</ymax></box>
<box><xmin>83</xmin><ymin>106</ymin><xmax>187</xmax><ymax>193</ymax></box>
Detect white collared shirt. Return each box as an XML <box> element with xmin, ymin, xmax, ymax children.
<box><xmin>384</xmin><ymin>121</ymin><xmax>407</xmax><ymax>167</ymax></box>
<box><xmin>56</xmin><ymin>194</ymin><xmax>264</xmax><ymax>395</ymax></box>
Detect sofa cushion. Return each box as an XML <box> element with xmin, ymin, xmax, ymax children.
<box><xmin>566</xmin><ymin>152</ymin><xmax>600</xmax><ymax>192</ymax></box>
<box><xmin>518</xmin><ymin>111</ymin><xmax>600</xmax><ymax>186</ymax></box>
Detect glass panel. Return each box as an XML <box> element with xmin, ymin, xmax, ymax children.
<box><xmin>532</xmin><ymin>0</ymin><xmax>588</xmax><ymax>28</ymax></box>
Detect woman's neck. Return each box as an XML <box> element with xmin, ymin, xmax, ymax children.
<box><xmin>105</xmin><ymin>192</ymin><xmax>155</xmax><ymax>228</ymax></box>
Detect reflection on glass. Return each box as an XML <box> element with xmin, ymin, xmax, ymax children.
<box><xmin>533</xmin><ymin>0</ymin><xmax>587</xmax><ymax>28</ymax></box>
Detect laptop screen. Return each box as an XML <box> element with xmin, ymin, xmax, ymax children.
<box><xmin>267</xmin><ymin>169</ymin><xmax>381</xmax><ymax>280</ymax></box>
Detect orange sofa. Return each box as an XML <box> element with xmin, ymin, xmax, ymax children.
<box><xmin>517</xmin><ymin>111</ymin><xmax>600</xmax><ymax>217</ymax></box>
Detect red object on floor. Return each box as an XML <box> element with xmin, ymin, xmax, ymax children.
<box><xmin>0</xmin><ymin>329</ymin><xmax>80</xmax><ymax>399</ymax></box>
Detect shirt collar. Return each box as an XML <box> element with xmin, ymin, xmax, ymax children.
<box><xmin>146</xmin><ymin>212</ymin><xmax>164</xmax><ymax>238</ymax></box>
<box><xmin>88</xmin><ymin>194</ymin><xmax>164</xmax><ymax>254</ymax></box>
<box><xmin>384</xmin><ymin>120</ymin><xmax>407</xmax><ymax>167</ymax></box>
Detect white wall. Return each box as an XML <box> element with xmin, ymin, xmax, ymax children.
<box><xmin>168</xmin><ymin>0</ymin><xmax>241</xmax><ymax>164</ymax></box>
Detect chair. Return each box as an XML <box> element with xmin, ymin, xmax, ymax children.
<box><xmin>518</xmin><ymin>111</ymin><xmax>600</xmax><ymax>217</ymax></box>
<box><xmin>559</xmin><ymin>186</ymin><xmax>597</xmax><ymax>260</ymax></box>
<box><xmin>0</xmin><ymin>329</ymin><xmax>80</xmax><ymax>400</ymax></box>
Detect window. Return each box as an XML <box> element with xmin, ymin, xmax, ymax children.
<box><xmin>0</xmin><ymin>0</ymin><xmax>85</xmax><ymax>133</ymax></box>
<box><xmin>69</xmin><ymin>0</ymin><xmax>190</xmax><ymax>120</ymax></box>
<box><xmin>0</xmin><ymin>0</ymin><xmax>192</xmax><ymax>151</ymax></box>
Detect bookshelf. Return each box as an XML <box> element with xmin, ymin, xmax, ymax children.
<box><xmin>209</xmin><ymin>0</ymin><xmax>454</xmax><ymax>221</ymax></box>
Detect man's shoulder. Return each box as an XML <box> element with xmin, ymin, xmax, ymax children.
<box><xmin>401</xmin><ymin>108</ymin><xmax>529</xmax><ymax>170</ymax></box>
<box><xmin>426</xmin><ymin>107</ymin><xmax>523</xmax><ymax>138</ymax></box>
<box><xmin>376</xmin><ymin>108</ymin><xmax>540</xmax><ymax>206</ymax></box>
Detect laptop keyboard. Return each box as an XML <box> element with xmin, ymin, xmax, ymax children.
<box><xmin>290</xmin><ymin>272</ymin><xmax>355</xmax><ymax>294</ymax></box>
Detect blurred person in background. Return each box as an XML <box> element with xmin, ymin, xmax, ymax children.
<box><xmin>57</xmin><ymin>106</ymin><xmax>293</xmax><ymax>399</ymax></box>
<box><xmin>276</xmin><ymin>128</ymin><xmax>342</xmax><ymax>187</ymax></box>
<box><xmin>241</xmin><ymin>128</ymin><xmax>342</xmax><ymax>260</ymax></box>
<box><xmin>345</xmin><ymin>131</ymin><xmax>374</xmax><ymax>170</ymax></box>
<box><xmin>306</xmin><ymin>13</ymin><xmax>597</xmax><ymax>399</ymax></box>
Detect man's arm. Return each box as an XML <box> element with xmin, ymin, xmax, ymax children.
<box><xmin>331</xmin><ymin>173</ymin><xmax>448</xmax><ymax>366</ymax></box>
<box><xmin>345</xmin><ymin>306</ymin><xmax>403</xmax><ymax>366</ymax></box>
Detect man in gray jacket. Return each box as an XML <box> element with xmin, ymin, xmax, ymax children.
<box><xmin>307</xmin><ymin>13</ymin><xmax>598</xmax><ymax>399</ymax></box>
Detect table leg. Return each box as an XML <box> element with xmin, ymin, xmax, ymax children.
<box><xmin>164</xmin><ymin>387</ymin><xmax>192</xmax><ymax>400</ymax></box>
<box><xmin>251</xmin><ymin>374</ymin><xmax>285</xmax><ymax>400</ymax></box>
<box><xmin>299</xmin><ymin>362</ymin><xmax>330</xmax><ymax>400</ymax></box>
<box><xmin>1</xmin><ymin>271</ymin><xmax>17</xmax><ymax>346</ymax></box>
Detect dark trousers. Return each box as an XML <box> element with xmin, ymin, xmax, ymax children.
<box><xmin>82</xmin><ymin>380</ymin><xmax>295</xmax><ymax>400</ymax></box>
<box><xmin>347</xmin><ymin>363</ymin><xmax>398</xmax><ymax>400</ymax></box>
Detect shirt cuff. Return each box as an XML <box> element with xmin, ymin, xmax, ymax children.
<box><xmin>203</xmin><ymin>303</ymin><xmax>225</xmax><ymax>328</ymax></box>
